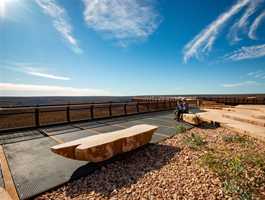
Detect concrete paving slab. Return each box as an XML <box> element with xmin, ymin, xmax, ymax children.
<box><xmin>73</xmin><ymin>121</ymin><xmax>103</xmax><ymax>129</ymax></box>
<box><xmin>0</xmin><ymin>130</ymin><xmax>44</xmax><ymax>145</ymax></box>
<box><xmin>42</xmin><ymin>125</ymin><xmax>80</xmax><ymax>135</ymax></box>
<box><xmin>89</xmin><ymin>125</ymin><xmax>123</xmax><ymax>133</ymax></box>
<box><xmin>55</xmin><ymin>129</ymin><xmax>99</xmax><ymax>142</ymax></box>
<box><xmin>3</xmin><ymin>137</ymin><xmax>89</xmax><ymax>200</ymax></box>
<box><xmin>150</xmin><ymin>133</ymin><xmax>168</xmax><ymax>143</ymax></box>
<box><xmin>106</xmin><ymin>120</ymin><xmax>144</xmax><ymax>128</ymax></box>
<box><xmin>157</xmin><ymin>126</ymin><xmax>176</xmax><ymax>137</ymax></box>
<box><xmin>98</xmin><ymin>117</ymin><xmax>128</xmax><ymax>124</ymax></box>
<box><xmin>135</xmin><ymin>118</ymin><xmax>176</xmax><ymax>128</ymax></box>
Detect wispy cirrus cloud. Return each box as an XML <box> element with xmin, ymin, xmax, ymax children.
<box><xmin>2</xmin><ymin>62</ymin><xmax>71</xmax><ymax>80</ymax></box>
<box><xmin>228</xmin><ymin>0</ymin><xmax>262</xmax><ymax>42</ymax></box>
<box><xmin>224</xmin><ymin>43</ymin><xmax>265</xmax><ymax>61</ymax></box>
<box><xmin>249</xmin><ymin>10</ymin><xmax>265</xmax><ymax>39</ymax></box>
<box><xmin>183</xmin><ymin>0</ymin><xmax>250</xmax><ymax>63</ymax></box>
<box><xmin>36</xmin><ymin>0</ymin><xmax>82</xmax><ymax>54</ymax></box>
<box><xmin>247</xmin><ymin>70</ymin><xmax>265</xmax><ymax>79</ymax></box>
<box><xmin>25</xmin><ymin>69</ymin><xmax>70</xmax><ymax>80</ymax></box>
<box><xmin>82</xmin><ymin>0</ymin><xmax>161</xmax><ymax>46</ymax></box>
<box><xmin>0</xmin><ymin>83</ymin><xmax>111</xmax><ymax>96</ymax></box>
<box><xmin>222</xmin><ymin>80</ymin><xmax>260</xmax><ymax>88</ymax></box>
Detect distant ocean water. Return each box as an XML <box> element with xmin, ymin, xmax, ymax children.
<box><xmin>0</xmin><ymin>96</ymin><xmax>133</xmax><ymax>107</ymax></box>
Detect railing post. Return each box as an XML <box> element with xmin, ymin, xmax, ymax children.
<box><xmin>109</xmin><ymin>103</ymin><xmax>112</xmax><ymax>117</ymax></box>
<box><xmin>35</xmin><ymin>105</ymin><xmax>40</xmax><ymax>127</ymax></box>
<box><xmin>136</xmin><ymin>102</ymin><xmax>139</xmax><ymax>113</ymax></box>
<box><xmin>90</xmin><ymin>104</ymin><xmax>94</xmax><ymax>119</ymax></box>
<box><xmin>124</xmin><ymin>103</ymin><xmax>127</xmax><ymax>115</ymax></box>
<box><xmin>66</xmin><ymin>104</ymin><xmax>70</xmax><ymax>122</ymax></box>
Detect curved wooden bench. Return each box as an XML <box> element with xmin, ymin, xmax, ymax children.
<box><xmin>51</xmin><ymin>124</ymin><xmax>158</xmax><ymax>162</ymax></box>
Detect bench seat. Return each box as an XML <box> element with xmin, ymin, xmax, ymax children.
<box><xmin>51</xmin><ymin>124</ymin><xmax>158</xmax><ymax>162</ymax></box>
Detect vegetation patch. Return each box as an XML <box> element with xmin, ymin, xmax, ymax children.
<box><xmin>222</xmin><ymin>134</ymin><xmax>250</xmax><ymax>144</ymax></box>
<box><xmin>175</xmin><ymin>124</ymin><xmax>187</xmax><ymax>134</ymax></box>
<box><xmin>200</xmin><ymin>150</ymin><xmax>265</xmax><ymax>199</ymax></box>
<box><xmin>184</xmin><ymin>133</ymin><xmax>206</xmax><ymax>150</ymax></box>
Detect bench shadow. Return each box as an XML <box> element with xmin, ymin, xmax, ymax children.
<box><xmin>66</xmin><ymin>143</ymin><xmax>180</xmax><ymax>198</ymax></box>
<box><xmin>198</xmin><ymin>122</ymin><xmax>220</xmax><ymax>129</ymax></box>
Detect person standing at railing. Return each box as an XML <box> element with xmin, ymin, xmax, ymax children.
<box><xmin>174</xmin><ymin>101</ymin><xmax>182</xmax><ymax>121</ymax></box>
<box><xmin>183</xmin><ymin>100</ymin><xmax>189</xmax><ymax>114</ymax></box>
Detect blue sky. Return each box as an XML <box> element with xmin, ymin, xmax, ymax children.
<box><xmin>0</xmin><ymin>0</ymin><xmax>265</xmax><ymax>96</ymax></box>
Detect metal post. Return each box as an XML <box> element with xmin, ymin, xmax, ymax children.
<box><xmin>109</xmin><ymin>103</ymin><xmax>112</xmax><ymax>117</ymax></box>
<box><xmin>124</xmin><ymin>103</ymin><xmax>127</xmax><ymax>115</ymax></box>
<box><xmin>90</xmin><ymin>105</ymin><xmax>94</xmax><ymax>119</ymax></box>
<box><xmin>66</xmin><ymin>104</ymin><xmax>70</xmax><ymax>122</ymax></box>
<box><xmin>35</xmin><ymin>105</ymin><xmax>40</xmax><ymax>127</ymax></box>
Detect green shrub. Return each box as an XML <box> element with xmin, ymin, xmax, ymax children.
<box><xmin>175</xmin><ymin>125</ymin><xmax>187</xmax><ymax>134</ymax></box>
<box><xmin>200</xmin><ymin>150</ymin><xmax>265</xmax><ymax>199</ymax></box>
<box><xmin>184</xmin><ymin>133</ymin><xmax>206</xmax><ymax>150</ymax></box>
<box><xmin>222</xmin><ymin>134</ymin><xmax>249</xmax><ymax>144</ymax></box>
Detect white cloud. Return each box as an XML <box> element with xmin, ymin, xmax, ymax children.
<box><xmin>224</xmin><ymin>43</ymin><xmax>265</xmax><ymax>61</ymax></box>
<box><xmin>247</xmin><ymin>70</ymin><xmax>265</xmax><ymax>78</ymax></box>
<box><xmin>2</xmin><ymin>62</ymin><xmax>71</xmax><ymax>80</ymax></box>
<box><xmin>26</xmin><ymin>70</ymin><xmax>70</xmax><ymax>80</ymax></box>
<box><xmin>222</xmin><ymin>80</ymin><xmax>260</xmax><ymax>88</ymax></box>
<box><xmin>183</xmin><ymin>0</ymin><xmax>250</xmax><ymax>63</ymax></box>
<box><xmin>36</xmin><ymin>0</ymin><xmax>82</xmax><ymax>54</ymax></box>
<box><xmin>228</xmin><ymin>0</ymin><xmax>262</xmax><ymax>42</ymax></box>
<box><xmin>82</xmin><ymin>0</ymin><xmax>161</xmax><ymax>46</ymax></box>
<box><xmin>0</xmin><ymin>83</ymin><xmax>111</xmax><ymax>96</ymax></box>
<box><xmin>249</xmin><ymin>10</ymin><xmax>265</xmax><ymax>39</ymax></box>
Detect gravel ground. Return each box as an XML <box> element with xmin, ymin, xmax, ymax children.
<box><xmin>36</xmin><ymin>127</ymin><xmax>265</xmax><ymax>200</ymax></box>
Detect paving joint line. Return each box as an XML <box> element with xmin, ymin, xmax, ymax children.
<box><xmin>38</xmin><ymin>129</ymin><xmax>64</xmax><ymax>144</ymax></box>
<box><xmin>146</xmin><ymin>117</ymin><xmax>176</xmax><ymax>127</ymax></box>
<box><xmin>71</xmin><ymin>124</ymin><xmax>103</xmax><ymax>134</ymax></box>
<box><xmin>0</xmin><ymin>145</ymin><xmax>19</xmax><ymax>200</ymax></box>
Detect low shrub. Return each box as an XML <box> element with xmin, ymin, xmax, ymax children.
<box><xmin>175</xmin><ymin>124</ymin><xmax>187</xmax><ymax>134</ymax></box>
<box><xmin>200</xmin><ymin>150</ymin><xmax>265</xmax><ymax>199</ymax></box>
<box><xmin>184</xmin><ymin>133</ymin><xmax>206</xmax><ymax>150</ymax></box>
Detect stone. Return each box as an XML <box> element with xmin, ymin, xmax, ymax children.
<box><xmin>51</xmin><ymin>124</ymin><xmax>158</xmax><ymax>162</ymax></box>
<box><xmin>183</xmin><ymin>113</ymin><xmax>200</xmax><ymax>125</ymax></box>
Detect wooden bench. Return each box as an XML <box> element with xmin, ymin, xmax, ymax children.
<box><xmin>51</xmin><ymin>124</ymin><xmax>158</xmax><ymax>162</ymax></box>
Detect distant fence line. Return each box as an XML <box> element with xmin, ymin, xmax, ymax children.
<box><xmin>0</xmin><ymin>99</ymin><xmax>198</xmax><ymax>132</ymax></box>
<box><xmin>1</xmin><ymin>95</ymin><xmax>264</xmax><ymax>132</ymax></box>
<box><xmin>133</xmin><ymin>95</ymin><xmax>265</xmax><ymax>105</ymax></box>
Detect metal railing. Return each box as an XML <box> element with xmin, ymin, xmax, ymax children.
<box><xmin>0</xmin><ymin>100</ymin><xmax>180</xmax><ymax>132</ymax></box>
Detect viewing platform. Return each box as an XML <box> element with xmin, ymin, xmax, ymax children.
<box><xmin>0</xmin><ymin>96</ymin><xmax>264</xmax><ymax>199</ymax></box>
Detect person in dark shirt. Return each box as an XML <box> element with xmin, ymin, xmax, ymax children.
<box><xmin>174</xmin><ymin>101</ymin><xmax>183</xmax><ymax>121</ymax></box>
<box><xmin>174</xmin><ymin>102</ymin><xmax>180</xmax><ymax>121</ymax></box>
<box><xmin>183</xmin><ymin>100</ymin><xmax>189</xmax><ymax>114</ymax></box>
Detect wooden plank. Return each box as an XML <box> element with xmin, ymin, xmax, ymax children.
<box><xmin>0</xmin><ymin>145</ymin><xmax>19</xmax><ymax>200</ymax></box>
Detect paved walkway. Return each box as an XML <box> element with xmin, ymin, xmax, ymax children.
<box><xmin>0</xmin><ymin>111</ymin><xmax>191</xmax><ymax>200</ymax></box>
